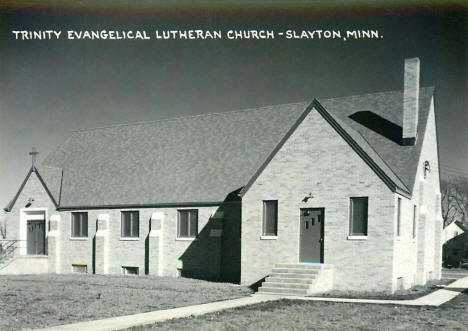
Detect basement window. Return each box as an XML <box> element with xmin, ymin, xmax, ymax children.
<box><xmin>72</xmin><ymin>264</ymin><xmax>87</xmax><ymax>274</ymax></box>
<box><xmin>262</xmin><ymin>200</ymin><xmax>278</xmax><ymax>237</ymax></box>
<box><xmin>122</xmin><ymin>266</ymin><xmax>139</xmax><ymax>275</ymax></box>
<box><xmin>121</xmin><ymin>211</ymin><xmax>139</xmax><ymax>238</ymax></box>
<box><xmin>349</xmin><ymin>197</ymin><xmax>368</xmax><ymax>237</ymax></box>
<box><xmin>71</xmin><ymin>212</ymin><xmax>88</xmax><ymax>238</ymax></box>
<box><xmin>177</xmin><ymin>210</ymin><xmax>198</xmax><ymax>239</ymax></box>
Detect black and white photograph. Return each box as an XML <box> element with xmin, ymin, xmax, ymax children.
<box><xmin>0</xmin><ymin>1</ymin><xmax>467</xmax><ymax>330</ymax></box>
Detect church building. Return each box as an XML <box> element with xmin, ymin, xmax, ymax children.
<box><xmin>1</xmin><ymin>58</ymin><xmax>443</xmax><ymax>295</ymax></box>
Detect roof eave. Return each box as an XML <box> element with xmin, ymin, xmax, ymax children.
<box><xmin>3</xmin><ymin>168</ymin><xmax>34</xmax><ymax>212</ymax></box>
<box><xmin>57</xmin><ymin>200</ymin><xmax>239</xmax><ymax>211</ymax></box>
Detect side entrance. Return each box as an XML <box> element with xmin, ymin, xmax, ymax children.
<box><xmin>299</xmin><ymin>208</ymin><xmax>324</xmax><ymax>263</ymax></box>
<box><xmin>26</xmin><ymin>220</ymin><xmax>46</xmax><ymax>255</ymax></box>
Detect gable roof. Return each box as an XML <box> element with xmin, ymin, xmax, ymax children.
<box><xmin>3</xmin><ymin>166</ymin><xmax>61</xmax><ymax>212</ymax></box>
<box><xmin>6</xmin><ymin>87</ymin><xmax>434</xmax><ymax>210</ymax></box>
<box><xmin>454</xmin><ymin>221</ymin><xmax>468</xmax><ymax>233</ymax></box>
<box><xmin>320</xmin><ymin>87</ymin><xmax>435</xmax><ymax>194</ymax></box>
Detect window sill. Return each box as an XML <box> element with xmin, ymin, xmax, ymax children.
<box><xmin>176</xmin><ymin>237</ymin><xmax>196</xmax><ymax>241</ymax></box>
<box><xmin>120</xmin><ymin>237</ymin><xmax>140</xmax><ymax>241</ymax></box>
<box><xmin>260</xmin><ymin>235</ymin><xmax>278</xmax><ymax>240</ymax></box>
<box><xmin>70</xmin><ymin>237</ymin><xmax>88</xmax><ymax>241</ymax></box>
<box><xmin>347</xmin><ymin>235</ymin><xmax>368</xmax><ymax>240</ymax></box>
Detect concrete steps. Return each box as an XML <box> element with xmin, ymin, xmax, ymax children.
<box><xmin>266</xmin><ymin>277</ymin><xmax>315</xmax><ymax>284</ymax></box>
<box><xmin>271</xmin><ymin>268</ymin><xmax>320</xmax><ymax>274</ymax></box>
<box><xmin>257</xmin><ymin>263</ymin><xmax>333</xmax><ymax>296</ymax></box>
<box><xmin>258</xmin><ymin>287</ymin><xmax>309</xmax><ymax>295</ymax></box>
<box><xmin>269</xmin><ymin>273</ymin><xmax>318</xmax><ymax>279</ymax></box>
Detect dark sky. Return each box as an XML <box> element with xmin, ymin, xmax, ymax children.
<box><xmin>0</xmin><ymin>2</ymin><xmax>467</xmax><ymax>207</ymax></box>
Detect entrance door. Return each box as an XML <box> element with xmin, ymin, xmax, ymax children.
<box><xmin>299</xmin><ymin>208</ymin><xmax>324</xmax><ymax>263</ymax></box>
<box><xmin>27</xmin><ymin>220</ymin><xmax>45</xmax><ymax>255</ymax></box>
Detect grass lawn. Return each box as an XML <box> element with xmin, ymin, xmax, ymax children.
<box><xmin>0</xmin><ymin>274</ymin><xmax>251</xmax><ymax>330</ymax></box>
<box><xmin>314</xmin><ymin>278</ymin><xmax>454</xmax><ymax>300</ymax></box>
<box><xmin>134</xmin><ymin>289</ymin><xmax>468</xmax><ymax>330</ymax></box>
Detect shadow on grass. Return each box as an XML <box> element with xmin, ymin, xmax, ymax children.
<box><xmin>442</xmin><ymin>287</ymin><xmax>468</xmax><ymax>293</ymax></box>
<box><xmin>248</xmin><ymin>277</ymin><xmax>266</xmax><ymax>292</ymax></box>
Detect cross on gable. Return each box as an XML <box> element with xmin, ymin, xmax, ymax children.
<box><xmin>29</xmin><ymin>147</ymin><xmax>38</xmax><ymax>167</ymax></box>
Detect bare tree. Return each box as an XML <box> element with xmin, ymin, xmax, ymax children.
<box><xmin>441</xmin><ymin>176</ymin><xmax>468</xmax><ymax>228</ymax></box>
<box><xmin>0</xmin><ymin>212</ymin><xmax>5</xmax><ymax>239</ymax></box>
<box><xmin>452</xmin><ymin>177</ymin><xmax>468</xmax><ymax>226</ymax></box>
<box><xmin>0</xmin><ymin>225</ymin><xmax>5</xmax><ymax>239</ymax></box>
<box><xmin>441</xmin><ymin>178</ymin><xmax>458</xmax><ymax>227</ymax></box>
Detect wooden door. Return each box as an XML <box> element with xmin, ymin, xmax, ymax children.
<box><xmin>299</xmin><ymin>208</ymin><xmax>324</xmax><ymax>263</ymax></box>
<box><xmin>27</xmin><ymin>220</ymin><xmax>45</xmax><ymax>255</ymax></box>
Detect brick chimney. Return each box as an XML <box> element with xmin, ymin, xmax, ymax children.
<box><xmin>402</xmin><ymin>57</ymin><xmax>420</xmax><ymax>146</ymax></box>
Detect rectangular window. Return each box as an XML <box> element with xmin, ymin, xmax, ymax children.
<box><xmin>71</xmin><ymin>212</ymin><xmax>88</xmax><ymax>238</ymax></box>
<box><xmin>177</xmin><ymin>210</ymin><xmax>198</xmax><ymax>238</ymax></box>
<box><xmin>121</xmin><ymin>211</ymin><xmax>139</xmax><ymax>238</ymax></box>
<box><xmin>349</xmin><ymin>197</ymin><xmax>368</xmax><ymax>236</ymax></box>
<box><xmin>122</xmin><ymin>266</ymin><xmax>139</xmax><ymax>275</ymax></box>
<box><xmin>262</xmin><ymin>200</ymin><xmax>278</xmax><ymax>236</ymax></box>
<box><xmin>397</xmin><ymin>197</ymin><xmax>402</xmax><ymax>237</ymax></box>
<box><xmin>412</xmin><ymin>205</ymin><xmax>417</xmax><ymax>239</ymax></box>
<box><xmin>72</xmin><ymin>264</ymin><xmax>87</xmax><ymax>273</ymax></box>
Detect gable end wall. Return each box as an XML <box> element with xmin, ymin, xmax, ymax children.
<box><xmin>3</xmin><ymin>171</ymin><xmax>57</xmax><ymax>257</ymax></box>
<box><xmin>241</xmin><ymin>107</ymin><xmax>396</xmax><ymax>291</ymax></box>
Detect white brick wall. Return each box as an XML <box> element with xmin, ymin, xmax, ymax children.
<box><xmin>394</xmin><ymin>97</ymin><xmax>442</xmax><ymax>288</ymax></box>
<box><xmin>241</xmin><ymin>108</ymin><xmax>396</xmax><ymax>291</ymax></box>
<box><xmin>4</xmin><ymin>174</ymin><xmax>234</xmax><ymax>280</ymax></box>
<box><xmin>56</xmin><ymin>206</ymin><xmax>221</xmax><ymax>278</ymax></box>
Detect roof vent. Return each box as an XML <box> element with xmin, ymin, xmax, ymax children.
<box><xmin>402</xmin><ymin>57</ymin><xmax>420</xmax><ymax>146</ymax></box>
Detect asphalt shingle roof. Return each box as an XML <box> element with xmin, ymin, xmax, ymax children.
<box><xmin>42</xmin><ymin>102</ymin><xmax>310</xmax><ymax>207</ymax></box>
<box><xmin>320</xmin><ymin>87</ymin><xmax>435</xmax><ymax>193</ymax></box>
<box><xmin>30</xmin><ymin>87</ymin><xmax>434</xmax><ymax>209</ymax></box>
<box><xmin>35</xmin><ymin>166</ymin><xmax>62</xmax><ymax>205</ymax></box>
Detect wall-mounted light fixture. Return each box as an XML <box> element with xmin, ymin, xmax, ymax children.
<box><xmin>302</xmin><ymin>193</ymin><xmax>314</xmax><ymax>203</ymax></box>
<box><xmin>25</xmin><ymin>197</ymin><xmax>34</xmax><ymax>208</ymax></box>
<box><xmin>423</xmin><ymin>161</ymin><xmax>431</xmax><ymax>179</ymax></box>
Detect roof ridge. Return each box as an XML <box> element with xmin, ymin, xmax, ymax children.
<box><xmin>320</xmin><ymin>86</ymin><xmax>434</xmax><ymax>102</ymax></box>
<box><xmin>69</xmin><ymin>101</ymin><xmax>310</xmax><ymax>133</ymax></box>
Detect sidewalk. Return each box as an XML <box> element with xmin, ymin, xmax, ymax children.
<box><xmin>36</xmin><ymin>276</ymin><xmax>468</xmax><ymax>331</ymax></box>
<box><xmin>36</xmin><ymin>295</ymin><xmax>279</xmax><ymax>331</ymax></box>
<box><xmin>293</xmin><ymin>276</ymin><xmax>468</xmax><ymax>306</ymax></box>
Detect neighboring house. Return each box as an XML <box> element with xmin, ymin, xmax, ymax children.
<box><xmin>443</xmin><ymin>221</ymin><xmax>466</xmax><ymax>244</ymax></box>
<box><xmin>443</xmin><ymin>221</ymin><xmax>468</xmax><ymax>267</ymax></box>
<box><xmin>1</xmin><ymin>58</ymin><xmax>443</xmax><ymax>294</ymax></box>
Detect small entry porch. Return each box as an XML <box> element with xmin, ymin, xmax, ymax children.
<box><xmin>19</xmin><ymin>208</ymin><xmax>48</xmax><ymax>257</ymax></box>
